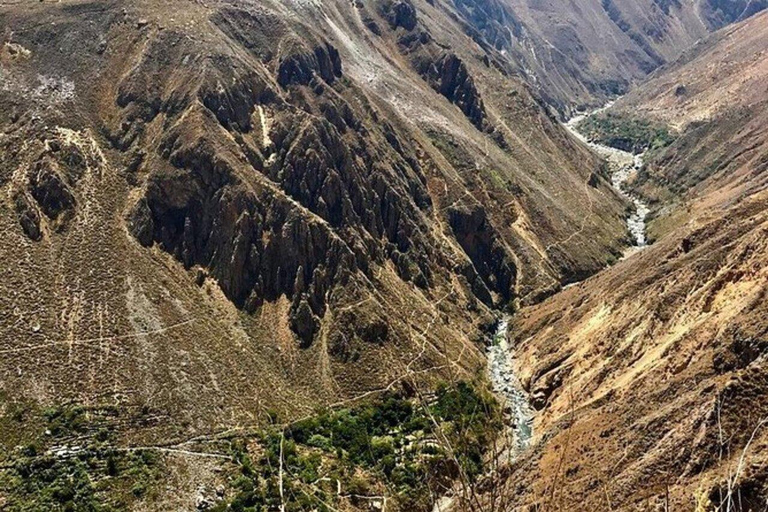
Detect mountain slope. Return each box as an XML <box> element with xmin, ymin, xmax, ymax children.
<box><xmin>451</xmin><ymin>0</ymin><xmax>767</xmax><ymax>115</ymax></box>
<box><xmin>500</xmin><ymin>13</ymin><xmax>768</xmax><ymax>510</ymax></box>
<box><xmin>614</xmin><ymin>10</ymin><xmax>768</xmax><ymax>239</ymax></box>
<box><xmin>0</xmin><ymin>0</ymin><xmax>628</xmax><ymax>454</ymax></box>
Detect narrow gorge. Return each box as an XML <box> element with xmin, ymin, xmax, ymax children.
<box><xmin>2</xmin><ymin>1</ymin><xmax>767</xmax><ymax>511</ymax></box>
<box><xmin>486</xmin><ymin>104</ymin><xmax>652</xmax><ymax>465</ymax></box>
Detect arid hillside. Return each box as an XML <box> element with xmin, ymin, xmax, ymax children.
<box><xmin>453</xmin><ymin>0</ymin><xmax>767</xmax><ymax>115</ymax></box>
<box><xmin>502</xmin><ymin>13</ymin><xmax>768</xmax><ymax>511</ymax></box>
<box><xmin>616</xmin><ymin>9</ymin><xmax>768</xmax><ymax>129</ymax></box>
<box><xmin>0</xmin><ymin>1</ymin><xmax>632</xmax><ymax>505</ymax></box>
<box><xmin>615</xmin><ymin>10</ymin><xmax>768</xmax><ymax>239</ymax></box>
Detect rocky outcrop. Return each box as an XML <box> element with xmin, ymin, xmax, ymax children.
<box><xmin>290</xmin><ymin>297</ymin><xmax>320</xmax><ymax>348</ymax></box>
<box><xmin>277</xmin><ymin>42</ymin><xmax>342</xmax><ymax>88</ymax></box>
<box><xmin>380</xmin><ymin>0</ymin><xmax>418</xmax><ymax>31</ymax></box>
<box><xmin>375</xmin><ymin>3</ymin><xmax>494</xmax><ymax>135</ymax></box>
<box><xmin>417</xmin><ymin>52</ymin><xmax>490</xmax><ymax>132</ymax></box>
<box><xmin>14</xmin><ymin>192</ymin><xmax>42</xmax><ymax>241</ymax></box>
<box><xmin>28</xmin><ymin>157</ymin><xmax>76</xmax><ymax>223</ymax></box>
<box><xmin>201</xmin><ymin>71</ymin><xmax>271</xmax><ymax>132</ymax></box>
<box><xmin>14</xmin><ymin>136</ymin><xmax>93</xmax><ymax>239</ymax></box>
<box><xmin>529</xmin><ymin>359</ymin><xmax>572</xmax><ymax>410</ymax></box>
<box><xmin>132</xmin><ymin>122</ymin><xmax>357</xmax><ymax>322</ymax></box>
<box><xmin>128</xmin><ymin>197</ymin><xmax>154</xmax><ymax>247</ymax></box>
<box><xmin>447</xmin><ymin>204</ymin><xmax>516</xmax><ymax>305</ymax></box>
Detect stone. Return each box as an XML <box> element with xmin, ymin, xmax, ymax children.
<box><xmin>531</xmin><ymin>391</ymin><xmax>547</xmax><ymax>411</ymax></box>
<box><xmin>128</xmin><ymin>198</ymin><xmax>155</xmax><ymax>247</ymax></box>
<box><xmin>290</xmin><ymin>297</ymin><xmax>320</xmax><ymax>347</ymax></box>
<box><xmin>385</xmin><ymin>0</ymin><xmax>418</xmax><ymax>31</ymax></box>
<box><xmin>14</xmin><ymin>193</ymin><xmax>42</xmax><ymax>241</ymax></box>
<box><xmin>28</xmin><ymin>158</ymin><xmax>75</xmax><ymax>222</ymax></box>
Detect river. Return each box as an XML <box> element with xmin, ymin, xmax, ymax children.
<box><xmin>486</xmin><ymin>317</ymin><xmax>534</xmax><ymax>458</ymax></box>
<box><xmin>432</xmin><ymin>317</ymin><xmax>532</xmax><ymax>512</ymax></box>
<box><xmin>486</xmin><ymin>103</ymin><xmax>651</xmax><ymax>459</ymax></box>
<box><xmin>564</xmin><ymin>104</ymin><xmax>650</xmax><ymax>254</ymax></box>
<box><xmin>435</xmin><ymin>104</ymin><xmax>651</xmax><ymax>512</ymax></box>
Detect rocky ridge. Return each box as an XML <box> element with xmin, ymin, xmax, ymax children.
<box><xmin>0</xmin><ymin>0</ymin><xmax>627</xmax><ymax>450</ymax></box>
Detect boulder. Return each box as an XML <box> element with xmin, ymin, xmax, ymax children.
<box><xmin>14</xmin><ymin>193</ymin><xmax>42</xmax><ymax>241</ymax></box>
<box><xmin>128</xmin><ymin>198</ymin><xmax>155</xmax><ymax>247</ymax></box>
<box><xmin>28</xmin><ymin>158</ymin><xmax>75</xmax><ymax>222</ymax></box>
<box><xmin>291</xmin><ymin>297</ymin><xmax>320</xmax><ymax>347</ymax></box>
<box><xmin>385</xmin><ymin>0</ymin><xmax>418</xmax><ymax>31</ymax></box>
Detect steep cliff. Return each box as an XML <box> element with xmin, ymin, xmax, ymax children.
<box><xmin>0</xmin><ymin>0</ymin><xmax>628</xmax><ymax>454</ymax></box>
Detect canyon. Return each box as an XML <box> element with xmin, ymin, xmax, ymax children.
<box><xmin>0</xmin><ymin>1</ymin><xmax>767</xmax><ymax>511</ymax></box>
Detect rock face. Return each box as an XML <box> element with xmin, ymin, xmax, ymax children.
<box><xmin>28</xmin><ymin>158</ymin><xmax>76</xmax><ymax>223</ymax></box>
<box><xmin>290</xmin><ymin>298</ymin><xmax>320</xmax><ymax>347</ymax></box>
<box><xmin>0</xmin><ymin>0</ymin><xmax>630</xmax><ymax>475</ymax></box>
<box><xmin>11</xmin><ymin>134</ymin><xmax>92</xmax><ymax>238</ymax></box>
<box><xmin>381</xmin><ymin>0</ymin><xmax>418</xmax><ymax>31</ymax></box>
<box><xmin>423</xmin><ymin>53</ymin><xmax>488</xmax><ymax>131</ymax></box>
<box><xmin>447</xmin><ymin>204</ymin><xmax>516</xmax><ymax>305</ymax></box>
<box><xmin>117</xmin><ymin>23</ymin><xmax>454</xmax><ymax>341</ymax></box>
<box><xmin>277</xmin><ymin>42</ymin><xmax>343</xmax><ymax>88</ymax></box>
<box><xmin>384</xmin><ymin>4</ymin><xmax>502</xmax><ymax>141</ymax></box>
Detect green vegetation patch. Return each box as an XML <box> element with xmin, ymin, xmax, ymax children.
<box><xmin>1</xmin><ymin>384</ymin><xmax>500</xmax><ymax>512</ymax></box>
<box><xmin>0</xmin><ymin>402</ymin><xmax>164</xmax><ymax>512</ymax></box>
<box><xmin>577</xmin><ymin>112</ymin><xmax>675</xmax><ymax>155</ymax></box>
<box><xmin>215</xmin><ymin>381</ymin><xmax>502</xmax><ymax>512</ymax></box>
<box><xmin>1</xmin><ymin>448</ymin><xmax>162</xmax><ymax>512</ymax></box>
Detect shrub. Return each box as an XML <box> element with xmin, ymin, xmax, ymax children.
<box><xmin>576</xmin><ymin>112</ymin><xmax>675</xmax><ymax>155</ymax></box>
<box><xmin>220</xmin><ymin>382</ymin><xmax>501</xmax><ymax>512</ymax></box>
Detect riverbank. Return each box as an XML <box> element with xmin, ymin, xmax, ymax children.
<box><xmin>482</xmin><ymin>102</ymin><xmax>652</xmax><ymax>461</ymax></box>
<box><xmin>565</xmin><ymin>108</ymin><xmax>650</xmax><ymax>257</ymax></box>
